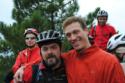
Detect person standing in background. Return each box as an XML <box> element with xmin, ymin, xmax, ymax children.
<box><xmin>89</xmin><ymin>10</ymin><xmax>116</xmax><ymax>51</ymax></box>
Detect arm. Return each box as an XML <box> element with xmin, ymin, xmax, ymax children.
<box><xmin>111</xmin><ymin>63</ymin><xmax>125</xmax><ymax>82</ymax></box>
<box><xmin>23</xmin><ymin>48</ymin><xmax>42</xmax><ymax>68</ymax></box>
<box><xmin>12</xmin><ymin>52</ymin><xmax>22</xmax><ymax>73</ymax></box>
<box><xmin>24</xmin><ymin>57</ymin><xmax>41</xmax><ymax>68</ymax></box>
<box><xmin>106</xmin><ymin>59</ymin><xmax>125</xmax><ymax>83</ymax></box>
<box><xmin>23</xmin><ymin>66</ymin><xmax>33</xmax><ymax>83</ymax></box>
<box><xmin>13</xmin><ymin>65</ymin><xmax>33</xmax><ymax>83</ymax></box>
<box><xmin>110</xmin><ymin>26</ymin><xmax>117</xmax><ymax>36</ymax></box>
<box><xmin>13</xmin><ymin>54</ymin><xmax>41</xmax><ymax>82</ymax></box>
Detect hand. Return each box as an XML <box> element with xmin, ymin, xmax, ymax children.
<box><xmin>13</xmin><ymin>66</ymin><xmax>25</xmax><ymax>82</ymax></box>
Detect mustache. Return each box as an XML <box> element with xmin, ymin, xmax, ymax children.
<box><xmin>46</xmin><ymin>54</ymin><xmax>56</xmax><ymax>59</ymax></box>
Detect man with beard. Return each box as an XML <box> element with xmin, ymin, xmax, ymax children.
<box><xmin>5</xmin><ymin>28</ymin><xmax>42</xmax><ymax>83</ymax></box>
<box><xmin>89</xmin><ymin>10</ymin><xmax>116</xmax><ymax>51</ymax></box>
<box><xmin>22</xmin><ymin>30</ymin><xmax>67</xmax><ymax>83</ymax></box>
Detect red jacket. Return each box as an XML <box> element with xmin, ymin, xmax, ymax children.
<box><xmin>89</xmin><ymin>24</ymin><xmax>116</xmax><ymax>50</ymax></box>
<box><xmin>62</xmin><ymin>45</ymin><xmax>125</xmax><ymax>83</ymax></box>
<box><xmin>22</xmin><ymin>63</ymin><xmax>46</xmax><ymax>82</ymax></box>
<box><xmin>12</xmin><ymin>45</ymin><xmax>42</xmax><ymax>73</ymax></box>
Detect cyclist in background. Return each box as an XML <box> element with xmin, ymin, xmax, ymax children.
<box><xmin>89</xmin><ymin>10</ymin><xmax>116</xmax><ymax>51</ymax></box>
<box><xmin>5</xmin><ymin>28</ymin><xmax>42</xmax><ymax>83</ymax></box>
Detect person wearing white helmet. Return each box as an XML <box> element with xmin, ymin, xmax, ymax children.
<box><xmin>107</xmin><ymin>33</ymin><xmax>125</xmax><ymax>62</ymax></box>
<box><xmin>107</xmin><ymin>33</ymin><xmax>125</xmax><ymax>74</ymax></box>
<box><xmin>89</xmin><ymin>10</ymin><xmax>116</xmax><ymax>50</ymax></box>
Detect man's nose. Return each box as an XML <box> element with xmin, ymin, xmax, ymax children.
<box><xmin>70</xmin><ymin>34</ymin><xmax>77</xmax><ymax>40</ymax></box>
<box><xmin>47</xmin><ymin>49</ymin><xmax>53</xmax><ymax>54</ymax></box>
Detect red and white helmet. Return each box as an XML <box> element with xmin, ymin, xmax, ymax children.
<box><xmin>24</xmin><ymin>28</ymin><xmax>38</xmax><ymax>36</ymax></box>
<box><xmin>107</xmin><ymin>33</ymin><xmax>125</xmax><ymax>52</ymax></box>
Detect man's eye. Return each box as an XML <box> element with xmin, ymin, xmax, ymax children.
<box><xmin>73</xmin><ymin>30</ymin><xmax>79</xmax><ymax>34</ymax></box>
<box><xmin>66</xmin><ymin>33</ymin><xmax>71</xmax><ymax>37</ymax></box>
<box><xmin>51</xmin><ymin>46</ymin><xmax>57</xmax><ymax>49</ymax></box>
<box><xmin>25</xmin><ymin>37</ymin><xmax>36</xmax><ymax>40</ymax></box>
<box><xmin>42</xmin><ymin>47</ymin><xmax>48</xmax><ymax>51</ymax></box>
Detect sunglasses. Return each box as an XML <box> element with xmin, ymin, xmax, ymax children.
<box><xmin>25</xmin><ymin>37</ymin><xmax>36</xmax><ymax>40</ymax></box>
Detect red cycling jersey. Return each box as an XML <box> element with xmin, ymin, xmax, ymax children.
<box><xmin>62</xmin><ymin>45</ymin><xmax>125</xmax><ymax>83</ymax></box>
<box><xmin>12</xmin><ymin>45</ymin><xmax>42</xmax><ymax>73</ymax></box>
<box><xmin>89</xmin><ymin>24</ymin><xmax>116</xmax><ymax>50</ymax></box>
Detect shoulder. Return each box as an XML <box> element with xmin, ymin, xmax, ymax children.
<box><xmin>95</xmin><ymin>50</ymin><xmax>122</xmax><ymax>72</ymax></box>
<box><xmin>19</xmin><ymin>48</ymin><xmax>27</xmax><ymax>54</ymax></box>
<box><xmin>99</xmin><ymin>50</ymin><xmax>119</xmax><ymax>64</ymax></box>
<box><xmin>34</xmin><ymin>46</ymin><xmax>40</xmax><ymax>50</ymax></box>
<box><xmin>17</xmin><ymin>48</ymin><xmax>28</xmax><ymax>57</ymax></box>
<box><xmin>61</xmin><ymin>49</ymin><xmax>76</xmax><ymax>60</ymax></box>
<box><xmin>106</xmin><ymin>24</ymin><xmax>115</xmax><ymax>29</ymax></box>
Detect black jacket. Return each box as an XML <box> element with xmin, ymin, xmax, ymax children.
<box><xmin>32</xmin><ymin>60</ymin><xmax>68</xmax><ymax>83</ymax></box>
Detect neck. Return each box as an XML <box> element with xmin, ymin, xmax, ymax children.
<box><xmin>77</xmin><ymin>44</ymin><xmax>91</xmax><ymax>55</ymax></box>
<box><xmin>98</xmin><ymin>23</ymin><xmax>106</xmax><ymax>26</ymax></box>
<box><xmin>28</xmin><ymin>44</ymin><xmax>37</xmax><ymax>50</ymax></box>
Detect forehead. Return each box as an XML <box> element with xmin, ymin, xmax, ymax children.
<box><xmin>116</xmin><ymin>47</ymin><xmax>125</xmax><ymax>53</ymax></box>
<box><xmin>64</xmin><ymin>22</ymin><xmax>82</xmax><ymax>33</ymax></box>
<box><xmin>41</xmin><ymin>43</ymin><xmax>59</xmax><ymax>48</ymax></box>
<box><xmin>97</xmin><ymin>16</ymin><xmax>107</xmax><ymax>19</ymax></box>
<box><xmin>25</xmin><ymin>33</ymin><xmax>36</xmax><ymax>37</ymax></box>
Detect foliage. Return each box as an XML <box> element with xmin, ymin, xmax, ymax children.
<box><xmin>0</xmin><ymin>0</ymin><xmax>79</xmax><ymax>82</ymax></box>
<box><xmin>12</xmin><ymin>0</ymin><xmax>79</xmax><ymax>30</ymax></box>
<box><xmin>0</xmin><ymin>55</ymin><xmax>15</xmax><ymax>83</ymax></box>
<box><xmin>0</xmin><ymin>0</ymin><xmax>101</xmax><ymax>82</ymax></box>
<box><xmin>85</xmin><ymin>7</ymin><xmax>100</xmax><ymax>29</ymax></box>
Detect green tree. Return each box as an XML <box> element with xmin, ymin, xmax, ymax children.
<box><xmin>0</xmin><ymin>0</ymin><xmax>79</xmax><ymax>82</ymax></box>
<box><xmin>0</xmin><ymin>0</ymin><xmax>79</xmax><ymax>55</ymax></box>
<box><xmin>12</xmin><ymin>0</ymin><xmax>79</xmax><ymax>30</ymax></box>
<box><xmin>85</xmin><ymin>7</ymin><xmax>100</xmax><ymax>29</ymax></box>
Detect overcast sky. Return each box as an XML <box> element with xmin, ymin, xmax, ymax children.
<box><xmin>0</xmin><ymin>0</ymin><xmax>125</xmax><ymax>33</ymax></box>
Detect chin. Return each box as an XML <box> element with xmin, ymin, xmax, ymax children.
<box><xmin>76</xmin><ymin>47</ymin><xmax>85</xmax><ymax>53</ymax></box>
<box><xmin>74</xmin><ymin>46</ymin><xmax>82</xmax><ymax>50</ymax></box>
<box><xmin>48</xmin><ymin>62</ymin><xmax>57</xmax><ymax>67</ymax></box>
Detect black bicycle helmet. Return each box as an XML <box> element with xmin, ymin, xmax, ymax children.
<box><xmin>37</xmin><ymin>30</ymin><xmax>62</xmax><ymax>47</ymax></box>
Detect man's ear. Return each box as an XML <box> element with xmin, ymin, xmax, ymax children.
<box><xmin>61</xmin><ymin>45</ymin><xmax>63</xmax><ymax>52</ymax></box>
<box><xmin>84</xmin><ymin>28</ymin><xmax>89</xmax><ymax>35</ymax></box>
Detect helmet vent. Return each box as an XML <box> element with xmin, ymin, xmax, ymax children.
<box><xmin>107</xmin><ymin>41</ymin><xmax>111</xmax><ymax>46</ymax></box>
<box><xmin>40</xmin><ymin>33</ymin><xmax>43</xmax><ymax>40</ymax></box>
<box><xmin>115</xmin><ymin>35</ymin><xmax>121</xmax><ymax>40</ymax></box>
<box><xmin>121</xmin><ymin>35</ymin><xmax>125</xmax><ymax>41</ymax></box>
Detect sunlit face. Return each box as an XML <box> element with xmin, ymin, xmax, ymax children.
<box><xmin>41</xmin><ymin>43</ymin><xmax>61</xmax><ymax>67</ymax></box>
<box><xmin>64</xmin><ymin>22</ymin><xmax>91</xmax><ymax>52</ymax></box>
<box><xmin>97</xmin><ymin>16</ymin><xmax>107</xmax><ymax>26</ymax></box>
<box><xmin>25</xmin><ymin>33</ymin><xmax>37</xmax><ymax>47</ymax></box>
